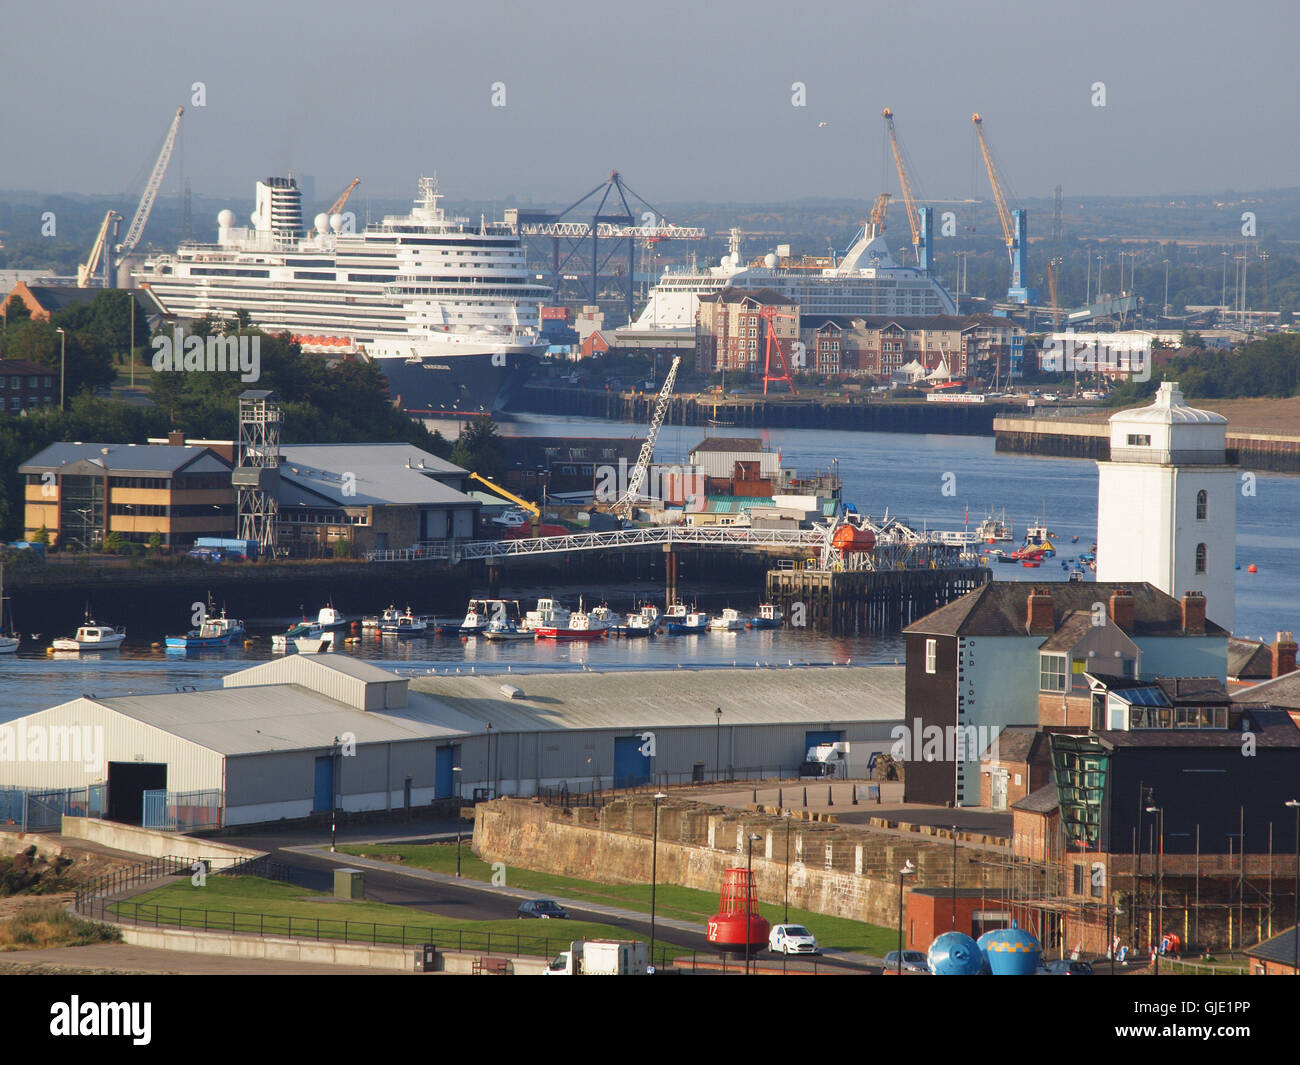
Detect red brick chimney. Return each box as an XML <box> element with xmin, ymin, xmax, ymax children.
<box><xmin>1273</xmin><ymin>631</ymin><xmax>1298</xmax><ymax>678</ymax></box>
<box><xmin>1108</xmin><ymin>589</ymin><xmax>1135</xmax><ymax>633</ymax></box>
<box><xmin>1026</xmin><ymin>587</ymin><xmax>1055</xmax><ymax>635</ymax></box>
<box><xmin>167</xmin><ymin>430</ymin><xmax>185</xmax><ymax>446</ymax></box>
<box><xmin>1181</xmin><ymin>591</ymin><xmax>1206</xmax><ymax>636</ymax></box>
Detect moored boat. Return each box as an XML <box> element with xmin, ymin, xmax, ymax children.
<box><xmin>665</xmin><ymin>609</ymin><xmax>710</xmax><ymax>634</ymax></box>
<box><xmin>749</xmin><ymin>603</ymin><xmax>783</xmax><ymax>629</ymax></box>
<box><xmin>0</xmin><ymin>563</ymin><xmax>18</xmax><ymax>654</ymax></box>
<box><xmin>535</xmin><ymin>599</ymin><xmax>608</xmax><ymax>641</ymax></box>
<box><xmin>380</xmin><ymin>605</ymin><xmax>427</xmax><ymax>637</ymax></box>
<box><xmin>483</xmin><ymin>617</ymin><xmax>534</xmax><ymax>641</ymax></box>
<box><xmin>165</xmin><ymin>619</ymin><xmax>233</xmax><ymax>650</ymax></box>
<box><xmin>52</xmin><ymin>620</ymin><xmax>126</xmax><ymax>652</ymax></box>
<box><xmin>709</xmin><ymin>608</ymin><xmax>746</xmax><ymax>632</ymax></box>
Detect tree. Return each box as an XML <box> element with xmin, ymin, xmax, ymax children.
<box><xmin>450</xmin><ymin>417</ymin><xmax>505</xmax><ymax>481</ymax></box>
<box><xmin>33</xmin><ymin>526</ymin><xmax>49</xmax><ymax>546</ymax></box>
<box><xmin>1</xmin><ymin>318</ymin><xmax>114</xmax><ymax>403</ymax></box>
<box><xmin>147</xmin><ymin>532</ymin><xmax>162</xmax><ymax>552</ymax></box>
<box><xmin>103</xmin><ymin>531</ymin><xmax>125</xmax><ymax>554</ymax></box>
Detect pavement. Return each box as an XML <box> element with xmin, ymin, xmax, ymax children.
<box><xmin>0</xmin><ymin>942</ymin><xmax>394</xmax><ymax>975</ymax></box>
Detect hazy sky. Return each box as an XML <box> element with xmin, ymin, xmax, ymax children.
<box><xmin>3</xmin><ymin>0</ymin><xmax>1297</xmax><ymax>208</ymax></box>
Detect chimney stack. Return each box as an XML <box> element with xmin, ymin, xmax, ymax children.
<box><xmin>1026</xmin><ymin>587</ymin><xmax>1055</xmax><ymax>635</ymax></box>
<box><xmin>1108</xmin><ymin>589</ymin><xmax>1135</xmax><ymax>632</ymax></box>
<box><xmin>1181</xmin><ymin>591</ymin><xmax>1206</xmax><ymax>636</ymax></box>
<box><xmin>1273</xmin><ymin>631</ymin><xmax>1298</xmax><ymax>678</ymax></box>
<box><xmin>167</xmin><ymin>430</ymin><xmax>185</xmax><ymax>446</ymax></box>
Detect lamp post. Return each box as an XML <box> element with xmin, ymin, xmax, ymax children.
<box><xmin>330</xmin><ymin>736</ymin><xmax>341</xmax><ymax>852</ymax></box>
<box><xmin>1106</xmin><ymin>905</ymin><xmax>1125</xmax><ymax>976</ymax></box>
<box><xmin>1163</xmin><ymin>259</ymin><xmax>1171</xmax><ymax>317</ymax></box>
<box><xmin>896</xmin><ymin>859</ymin><xmax>916</xmax><ymax>974</ymax></box>
<box><xmin>486</xmin><ymin>722</ymin><xmax>493</xmax><ymax>799</ymax></box>
<box><xmin>784</xmin><ymin>811</ymin><xmax>793</xmax><ymax>924</ymax></box>
<box><xmin>714</xmin><ymin>707</ymin><xmax>722</xmax><ymax>783</ymax></box>
<box><xmin>1287</xmin><ymin>799</ymin><xmax>1299</xmax><ymax>975</ymax></box>
<box><xmin>452</xmin><ymin>766</ymin><xmax>464</xmax><ymax>875</ymax></box>
<box><xmin>745</xmin><ymin>832</ymin><xmax>762</xmax><ymax>975</ymax></box>
<box><xmin>951</xmin><ymin>824</ymin><xmax>959</xmax><ymax>931</ymax></box>
<box><xmin>56</xmin><ymin>327</ymin><xmax>66</xmax><ymax>409</ymax></box>
<box><xmin>1145</xmin><ymin>803</ymin><xmax>1163</xmax><ymax>975</ymax></box>
<box><xmin>649</xmin><ymin>791</ymin><xmax>667</xmax><ymax>971</ymax></box>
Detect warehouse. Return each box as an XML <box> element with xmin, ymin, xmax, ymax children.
<box><xmin>0</xmin><ymin>656</ymin><xmax>904</xmax><ymax>828</ymax></box>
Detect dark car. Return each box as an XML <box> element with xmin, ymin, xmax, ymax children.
<box><xmin>1041</xmin><ymin>958</ymin><xmax>1094</xmax><ymax>975</ymax></box>
<box><xmin>517</xmin><ymin>899</ymin><xmax>569</xmax><ymax>920</ymax></box>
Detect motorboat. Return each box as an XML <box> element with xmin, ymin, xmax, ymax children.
<box><xmin>588</xmin><ymin>604</ymin><xmax>623</xmax><ymax>628</ymax></box>
<box><xmin>380</xmin><ymin>605</ymin><xmax>427</xmax><ymax>637</ymax></box>
<box><xmin>316</xmin><ymin>602</ymin><xmax>347</xmax><ymax>630</ymax></box>
<box><xmin>165</xmin><ymin>618</ymin><xmax>232</xmax><ymax>650</ymax></box>
<box><xmin>295</xmin><ymin>630</ymin><xmax>336</xmax><ymax>653</ymax></box>
<box><xmin>52</xmin><ymin>620</ymin><xmax>126</xmax><ymax>651</ymax></box>
<box><xmin>975</xmin><ymin>508</ymin><xmax>1014</xmax><ymax>543</ymax></box>
<box><xmin>709</xmin><ymin>608</ymin><xmax>746</xmax><ymax>632</ymax></box>
<box><xmin>534</xmin><ymin>599</ymin><xmax>608</xmax><ymax>641</ymax></box>
<box><xmin>625</xmin><ymin>612</ymin><xmax>655</xmax><ymax>637</ymax></box>
<box><xmin>523</xmin><ymin>598</ymin><xmax>570</xmax><ymax>632</ymax></box>
<box><xmin>461</xmin><ymin>598</ymin><xmax>493</xmax><ymax>634</ymax></box>
<box><xmin>483</xmin><ymin>616</ymin><xmax>534</xmax><ymax>641</ymax></box>
<box><xmin>750</xmin><ymin>603</ymin><xmax>783</xmax><ymax>629</ymax></box>
<box><xmin>665</xmin><ymin>609</ymin><xmax>710</xmax><ymax>634</ymax></box>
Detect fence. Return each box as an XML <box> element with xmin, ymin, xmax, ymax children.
<box><xmin>535</xmin><ymin>766</ymin><xmax>820</xmax><ymax>810</ymax></box>
<box><xmin>142</xmin><ymin>788</ymin><xmax>223</xmax><ymax>832</ymax></box>
<box><xmin>0</xmin><ymin>784</ymin><xmax>105</xmax><ymax>832</ymax></box>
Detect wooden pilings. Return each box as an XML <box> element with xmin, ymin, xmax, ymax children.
<box><xmin>765</xmin><ymin>566</ymin><xmax>992</xmax><ymax>634</ymax></box>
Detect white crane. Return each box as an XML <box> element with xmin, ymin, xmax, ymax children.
<box><xmin>613</xmin><ymin>356</ymin><xmax>680</xmax><ymax>520</ymax></box>
<box><xmin>77</xmin><ymin>210</ymin><xmax>120</xmax><ymax>288</ymax></box>
<box><xmin>113</xmin><ymin>106</ymin><xmax>184</xmax><ymax>276</ymax></box>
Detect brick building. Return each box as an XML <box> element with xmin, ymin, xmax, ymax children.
<box><xmin>801</xmin><ymin>314</ymin><xmax>1026</xmax><ymax>383</ymax></box>
<box><xmin>695</xmin><ymin>288</ymin><xmax>799</xmax><ymax>375</ymax></box>
<box><xmin>0</xmin><ymin>359</ymin><xmax>57</xmax><ymax>414</ymax></box>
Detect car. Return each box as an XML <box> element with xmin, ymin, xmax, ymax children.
<box><xmin>517</xmin><ymin>899</ymin><xmax>569</xmax><ymax>920</ymax></box>
<box><xmin>768</xmin><ymin>924</ymin><xmax>819</xmax><ymax>955</ymax></box>
<box><xmin>1039</xmin><ymin>958</ymin><xmax>1094</xmax><ymax>975</ymax></box>
<box><xmin>883</xmin><ymin>949</ymin><xmax>929</xmax><ymax>973</ymax></box>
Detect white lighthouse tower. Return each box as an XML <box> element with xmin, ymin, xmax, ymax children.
<box><xmin>1096</xmin><ymin>381</ymin><xmax>1236</xmax><ymax>632</ymax></box>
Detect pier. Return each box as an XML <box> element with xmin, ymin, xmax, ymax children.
<box><xmin>765</xmin><ymin>565</ymin><xmax>990</xmax><ymax>635</ymax></box>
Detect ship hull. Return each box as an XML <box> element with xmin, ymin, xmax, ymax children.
<box><xmin>374</xmin><ymin>349</ymin><xmax>539</xmax><ymax>416</ymax></box>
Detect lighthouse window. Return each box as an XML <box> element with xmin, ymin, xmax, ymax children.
<box><xmin>925</xmin><ymin>639</ymin><xmax>936</xmax><ymax>674</ymax></box>
<box><xmin>1196</xmin><ymin>490</ymin><xmax>1208</xmax><ymax>520</ymax></box>
<box><xmin>1195</xmin><ymin>543</ymin><xmax>1207</xmax><ymax>574</ymax></box>
<box><xmin>1126</xmin><ymin>434</ymin><xmax>1151</xmax><ymax>447</ymax></box>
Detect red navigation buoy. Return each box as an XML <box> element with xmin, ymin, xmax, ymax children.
<box><xmin>1248</xmin><ymin>564</ymin><xmax>1258</xmax><ymax>573</ymax></box>
<box><xmin>705</xmin><ymin>868</ymin><xmax>769</xmax><ymax>954</ymax></box>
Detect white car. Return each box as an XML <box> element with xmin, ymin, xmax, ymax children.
<box><xmin>768</xmin><ymin>924</ymin><xmax>819</xmax><ymax>955</ymax></box>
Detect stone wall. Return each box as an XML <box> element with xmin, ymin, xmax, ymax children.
<box><xmin>474</xmin><ymin>796</ymin><xmax>1018</xmax><ymax>928</ymax></box>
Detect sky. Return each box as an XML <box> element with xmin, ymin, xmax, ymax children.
<box><xmin>3</xmin><ymin>0</ymin><xmax>1297</xmax><ymax>209</ymax></box>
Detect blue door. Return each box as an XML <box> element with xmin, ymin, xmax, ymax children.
<box><xmin>314</xmin><ymin>755</ymin><xmax>334</xmax><ymax>812</ymax></box>
<box><xmin>435</xmin><ymin>747</ymin><xmax>454</xmax><ymax>799</ymax></box>
<box><xmin>613</xmin><ymin>736</ymin><xmax>650</xmax><ymax>790</ymax></box>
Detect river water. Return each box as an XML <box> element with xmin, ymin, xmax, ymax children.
<box><xmin>2</xmin><ymin>414</ymin><xmax>1294</xmax><ymax>721</ymax></box>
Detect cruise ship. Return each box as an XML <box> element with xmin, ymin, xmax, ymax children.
<box><xmin>133</xmin><ymin>176</ymin><xmax>551</xmax><ymax>416</ymax></box>
<box><xmin>630</xmin><ymin>218</ymin><xmax>957</xmax><ymax>330</ymax></box>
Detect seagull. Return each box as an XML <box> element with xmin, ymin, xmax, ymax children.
<box><xmin>818</xmin><ymin>122</ymin><xmax>829</xmax><ymax>128</ymax></box>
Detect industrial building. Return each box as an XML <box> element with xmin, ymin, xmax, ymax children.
<box><xmin>0</xmin><ymin>656</ymin><xmax>905</xmax><ymax>828</ymax></box>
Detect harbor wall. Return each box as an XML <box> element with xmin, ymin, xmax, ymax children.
<box><xmin>474</xmin><ymin>795</ymin><xmax>1011</xmax><ymax>929</ymax></box>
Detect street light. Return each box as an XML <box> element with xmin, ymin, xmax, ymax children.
<box><xmin>1163</xmin><ymin>259</ymin><xmax>1171</xmax><ymax>317</ymax></box>
<box><xmin>1146</xmin><ymin>803</ymin><xmax>1163</xmax><ymax>975</ymax></box>
<box><xmin>745</xmin><ymin>832</ymin><xmax>762</xmax><ymax>975</ymax></box>
<box><xmin>331</xmin><ymin>736</ymin><xmax>341</xmax><ymax>852</ymax></box>
<box><xmin>784</xmin><ymin>810</ymin><xmax>794</xmax><ymax>924</ymax></box>
<box><xmin>1106</xmin><ymin>905</ymin><xmax>1125</xmax><ymax>976</ymax></box>
<box><xmin>649</xmin><ymin>791</ymin><xmax>668</xmax><ymax>971</ymax></box>
<box><xmin>1287</xmin><ymin>799</ymin><xmax>1299</xmax><ymax>975</ymax></box>
<box><xmin>714</xmin><ymin>707</ymin><xmax>722</xmax><ymax>783</ymax></box>
<box><xmin>897</xmin><ymin>859</ymin><xmax>916</xmax><ymax>975</ymax></box>
<box><xmin>56</xmin><ymin>327</ymin><xmax>65</xmax><ymax>409</ymax></box>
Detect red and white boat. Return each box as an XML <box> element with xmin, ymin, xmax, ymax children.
<box><xmin>534</xmin><ymin>599</ymin><xmax>609</xmax><ymax>642</ymax></box>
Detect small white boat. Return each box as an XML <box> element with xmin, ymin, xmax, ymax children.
<box><xmin>665</xmin><ymin>610</ymin><xmax>710</xmax><ymax>635</ymax></box>
<box><xmin>589</xmin><ymin>604</ymin><xmax>623</xmax><ymax>628</ymax></box>
<box><xmin>637</xmin><ymin>603</ymin><xmax>661</xmax><ymax>628</ymax></box>
<box><xmin>460</xmin><ymin>598</ymin><xmax>494</xmax><ymax>634</ymax></box>
<box><xmin>316</xmin><ymin>602</ymin><xmax>346</xmax><ymax>630</ymax></box>
<box><xmin>709</xmin><ymin>608</ymin><xmax>746</xmax><ymax>632</ymax></box>
<box><xmin>380</xmin><ymin>605</ymin><xmax>427</xmax><ymax>637</ymax></box>
<box><xmin>483</xmin><ymin>617</ymin><xmax>534</xmax><ymax>641</ymax></box>
<box><xmin>523</xmin><ymin>598</ymin><xmax>570</xmax><ymax>632</ymax></box>
<box><xmin>53</xmin><ymin>621</ymin><xmax>126</xmax><ymax>651</ymax></box>
<box><xmin>294</xmin><ymin>630</ymin><xmax>335</xmax><ymax>653</ymax></box>
<box><xmin>625</xmin><ymin>613</ymin><xmax>655</xmax><ymax>637</ymax></box>
<box><xmin>975</xmin><ymin>508</ymin><xmax>1014</xmax><ymax>543</ymax></box>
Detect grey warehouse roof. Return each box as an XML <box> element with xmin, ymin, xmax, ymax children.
<box><xmin>20</xmin><ymin>443</ymin><xmax>231</xmax><ymax>477</ymax></box>
<box><xmin>276</xmin><ymin>443</ymin><xmax>472</xmax><ymax>507</ymax></box>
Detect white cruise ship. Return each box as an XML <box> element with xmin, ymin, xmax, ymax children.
<box><xmin>631</xmin><ymin>219</ymin><xmax>957</xmax><ymax>330</ymax></box>
<box><xmin>133</xmin><ymin>176</ymin><xmax>551</xmax><ymax>415</ymax></box>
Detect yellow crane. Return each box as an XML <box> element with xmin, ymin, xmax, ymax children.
<box><xmin>882</xmin><ymin>108</ymin><xmax>922</xmax><ymax>261</ymax></box>
<box><xmin>868</xmin><ymin>192</ymin><xmax>891</xmax><ymax>232</ymax></box>
<box><xmin>971</xmin><ymin>113</ymin><xmax>1014</xmax><ymax>259</ymax></box>
<box><xmin>78</xmin><ymin>210</ymin><xmax>120</xmax><ymax>287</ymax></box>
<box><xmin>468</xmin><ymin>471</ymin><xmax>541</xmax><ymax>535</ymax></box>
<box><xmin>310</xmin><ymin>177</ymin><xmax>362</xmax><ymax>235</ymax></box>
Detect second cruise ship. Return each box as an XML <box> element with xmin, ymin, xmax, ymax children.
<box><xmin>133</xmin><ymin>176</ymin><xmax>551</xmax><ymax>416</ymax></box>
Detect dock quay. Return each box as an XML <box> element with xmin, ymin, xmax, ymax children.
<box><xmin>765</xmin><ymin>564</ymin><xmax>991</xmax><ymax>634</ymax></box>
<box><xmin>994</xmin><ymin>414</ymin><xmax>1300</xmax><ymax>473</ymax></box>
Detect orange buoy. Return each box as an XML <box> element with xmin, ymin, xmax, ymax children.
<box><xmin>1248</xmin><ymin>564</ymin><xmax>1258</xmax><ymax>573</ymax></box>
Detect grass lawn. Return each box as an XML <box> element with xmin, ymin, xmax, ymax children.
<box><xmin>116</xmin><ymin>875</ymin><xmax>632</xmax><ymax>958</ymax></box>
<box><xmin>336</xmin><ymin>843</ymin><xmax>897</xmax><ymax>955</ymax></box>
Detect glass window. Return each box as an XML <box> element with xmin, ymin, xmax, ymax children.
<box><xmin>1039</xmin><ymin>654</ymin><xmax>1067</xmax><ymax>692</ymax></box>
<box><xmin>925</xmin><ymin>639</ymin><xmax>936</xmax><ymax>674</ymax></box>
<box><xmin>1195</xmin><ymin>543</ymin><xmax>1207</xmax><ymax>574</ymax></box>
<box><xmin>1196</xmin><ymin>489</ymin><xmax>1208</xmax><ymax>520</ymax></box>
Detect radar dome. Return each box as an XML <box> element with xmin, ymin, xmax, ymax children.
<box><xmin>763</xmin><ymin>253</ymin><xmax>778</xmax><ymax>269</ymax></box>
<box><xmin>313</xmin><ymin>213</ymin><xmax>329</xmax><ymax>234</ymax></box>
<box><xmin>217</xmin><ymin>209</ymin><xmax>234</xmax><ymax>228</ymax></box>
<box><xmin>329</xmin><ymin>213</ymin><xmax>344</xmax><ymax>233</ymax></box>
<box><xmin>720</xmin><ymin>257</ymin><xmax>730</xmax><ymax>268</ymax></box>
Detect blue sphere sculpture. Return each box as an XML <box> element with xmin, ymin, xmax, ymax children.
<box><xmin>927</xmin><ymin>931</ymin><xmax>983</xmax><ymax>975</ymax></box>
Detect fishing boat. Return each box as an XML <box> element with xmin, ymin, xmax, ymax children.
<box><xmin>709</xmin><ymin>608</ymin><xmax>746</xmax><ymax>632</ymax></box>
<box><xmin>625</xmin><ymin>612</ymin><xmax>656</xmax><ymax>637</ymax></box>
<box><xmin>52</xmin><ymin>618</ymin><xmax>126</xmax><ymax>651</ymax></box>
<box><xmin>749</xmin><ymin>603</ymin><xmax>783</xmax><ymax>629</ymax></box>
<box><xmin>461</xmin><ymin>598</ymin><xmax>507</xmax><ymax>634</ymax></box>
<box><xmin>0</xmin><ymin>563</ymin><xmax>18</xmax><ymax>654</ymax></box>
<box><xmin>663</xmin><ymin>602</ymin><xmax>689</xmax><ymax>624</ymax></box>
<box><xmin>380</xmin><ymin>605</ymin><xmax>427</xmax><ymax>637</ymax></box>
<box><xmin>272</xmin><ymin>617</ymin><xmax>322</xmax><ymax>651</ymax></box>
<box><xmin>534</xmin><ymin>599</ymin><xmax>608</xmax><ymax>641</ymax></box>
<box><xmin>637</xmin><ymin>603</ymin><xmax>662</xmax><ymax>628</ymax></box>
<box><xmin>208</xmin><ymin>604</ymin><xmax>245</xmax><ymax>641</ymax></box>
<box><xmin>523</xmin><ymin>598</ymin><xmax>571</xmax><ymax>632</ymax></box>
<box><xmin>665</xmin><ymin>609</ymin><xmax>710</xmax><ymax>634</ymax></box>
<box><xmin>975</xmin><ymin>508</ymin><xmax>1014</xmax><ymax>543</ymax></box>
<box><xmin>295</xmin><ymin>630</ymin><xmax>336</xmax><ymax>653</ymax></box>
<box><xmin>316</xmin><ymin>602</ymin><xmax>347</xmax><ymax>630</ymax></box>
<box><xmin>589</xmin><ymin>604</ymin><xmax>624</xmax><ymax>628</ymax></box>
<box><xmin>165</xmin><ymin>618</ymin><xmax>233</xmax><ymax>650</ymax></box>
<box><xmin>483</xmin><ymin>616</ymin><xmax>534</xmax><ymax>641</ymax></box>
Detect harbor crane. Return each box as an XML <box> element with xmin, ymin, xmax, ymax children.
<box><xmin>881</xmin><ymin>109</ymin><xmax>932</xmax><ymax>272</ymax></box>
<box><xmin>759</xmin><ymin>307</ymin><xmax>799</xmax><ymax>396</ymax></box>
<box><xmin>309</xmin><ymin>177</ymin><xmax>362</xmax><ymax>235</ymax></box>
<box><xmin>613</xmin><ymin>355</ymin><xmax>680</xmax><ymax>520</ymax></box>
<box><xmin>971</xmin><ymin>113</ymin><xmax>1029</xmax><ymax>304</ymax></box>
<box><xmin>469</xmin><ymin>471</ymin><xmax>541</xmax><ymax>536</ymax></box>
<box><xmin>112</xmin><ymin>106</ymin><xmax>184</xmax><ymax>285</ymax></box>
<box><xmin>77</xmin><ymin>210</ymin><xmax>121</xmax><ymax>288</ymax></box>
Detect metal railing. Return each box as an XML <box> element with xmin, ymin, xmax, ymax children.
<box><xmin>0</xmin><ymin>784</ymin><xmax>106</xmax><ymax>832</ymax></box>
